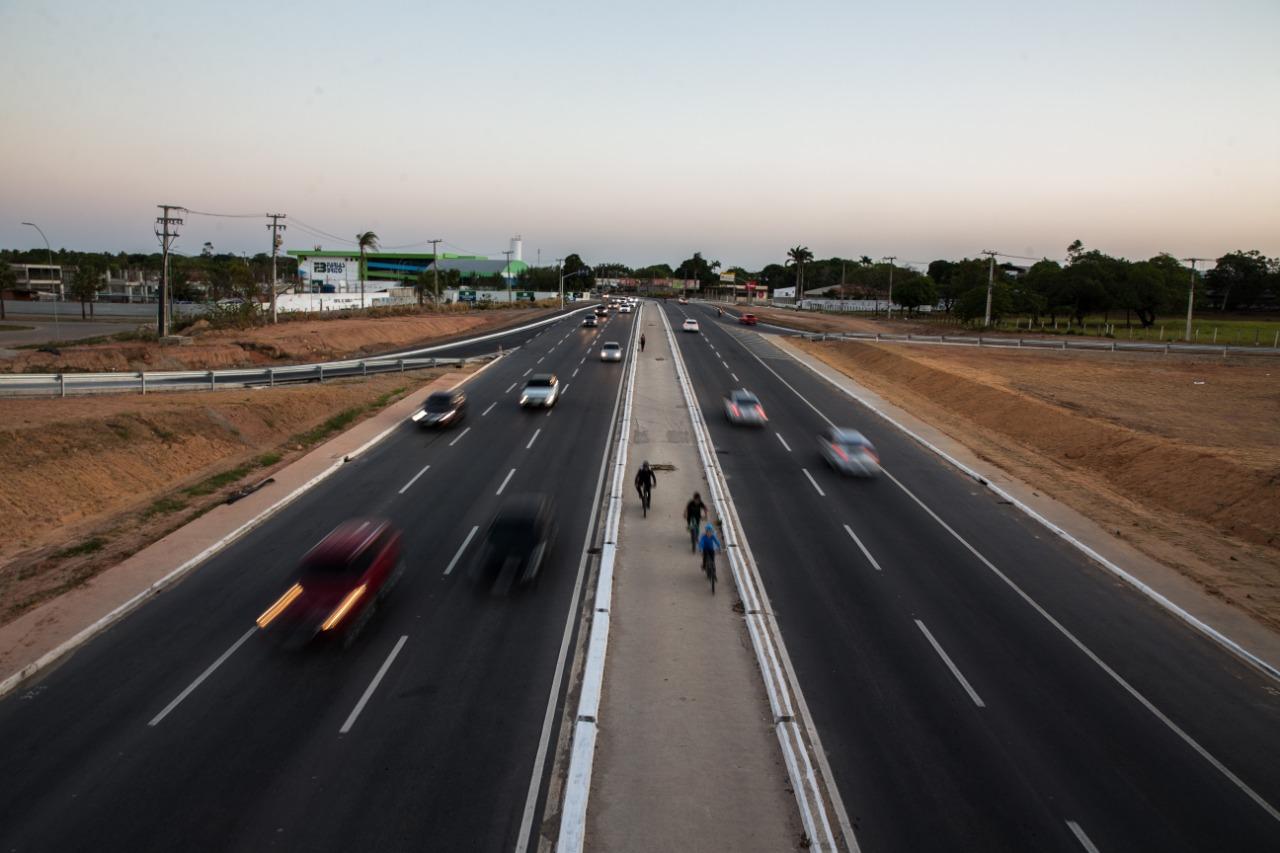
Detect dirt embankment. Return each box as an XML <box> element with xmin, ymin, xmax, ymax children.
<box><xmin>0</xmin><ymin>308</ymin><xmax>552</xmax><ymax>374</ymax></box>
<box><xmin>795</xmin><ymin>340</ymin><xmax>1280</xmax><ymax>629</ymax></box>
<box><xmin>0</xmin><ymin>373</ymin><xmax>443</xmax><ymax>625</ymax></box>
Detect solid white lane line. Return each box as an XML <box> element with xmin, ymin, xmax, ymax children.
<box><xmin>496</xmin><ymin>467</ymin><xmax>516</xmax><ymax>495</ymax></box>
<box><xmin>775</xmin><ymin>432</ymin><xmax>792</xmax><ymax>452</ymax></box>
<box><xmin>339</xmin><ymin>635</ymin><xmax>408</xmax><ymax>734</ymax></box>
<box><xmin>526</xmin><ymin>428</ymin><xmax>541</xmax><ymax>449</ymax></box>
<box><xmin>523</xmin><ymin>368</ymin><xmax>532</xmax><ymax>377</ymax></box>
<box><xmin>731</xmin><ymin>372</ymin><xmax>740</xmax><ymax>382</ymax></box>
<box><xmin>572</xmin><ymin>367</ymin><xmax>579</xmax><ymax>377</ymax></box>
<box><xmin>916</xmin><ymin>619</ymin><xmax>985</xmax><ymax>708</ymax></box>
<box><xmin>397</xmin><ymin>463</ymin><xmax>430</xmax><ymax>494</ymax></box>
<box><xmin>149</xmin><ymin>627</ymin><xmax>255</xmax><ymax>726</ymax></box>
<box><xmin>482</xmin><ymin>401</ymin><xmax>497</xmax><ymax>416</ymax></box>
<box><xmin>1066</xmin><ymin>821</ymin><xmax>1100</xmax><ymax>853</ymax></box>
<box><xmin>843</xmin><ymin>524</ymin><xmax>884</xmax><ymax>572</ymax></box>
<box><xmin>448</xmin><ymin>426</ymin><xmax>471</xmax><ymax>447</ymax></box>
<box><xmin>802</xmin><ymin>468</ymin><xmax>826</xmax><ymax>497</ymax></box>
<box><xmin>505</xmin><ymin>382</ymin><xmax>518</xmax><ymax>394</ymax></box>
<box><xmin>443</xmin><ymin>525</ymin><xmax>479</xmax><ymax>575</ymax></box>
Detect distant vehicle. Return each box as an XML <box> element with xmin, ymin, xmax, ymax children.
<box><xmin>619</xmin><ymin>304</ymin><xmax>632</xmax><ymax>313</ymax></box>
<box><xmin>595</xmin><ymin>306</ymin><xmax>609</xmax><ymax>317</ymax></box>
<box><xmin>520</xmin><ymin>373</ymin><xmax>560</xmax><ymax>408</ymax></box>
<box><xmin>256</xmin><ymin>519</ymin><xmax>403</xmax><ymax>648</ymax></box>
<box><xmin>600</xmin><ymin>342</ymin><xmax>622</xmax><ymax>362</ymax></box>
<box><xmin>582</xmin><ymin>315</ymin><xmax>598</xmax><ymax>328</ymax></box>
<box><xmin>412</xmin><ymin>389</ymin><xmax>467</xmax><ymax>428</ymax></box>
<box><xmin>470</xmin><ymin>495</ymin><xmax>558</xmax><ymax>588</ymax></box>
<box><xmin>739</xmin><ymin>313</ymin><xmax>758</xmax><ymax>325</ymax></box>
<box><xmin>677</xmin><ymin>297</ymin><xmax>689</xmax><ymax>305</ymax></box>
<box><xmin>819</xmin><ymin>427</ymin><xmax>880</xmax><ymax>477</ymax></box>
<box><xmin>724</xmin><ymin>389</ymin><xmax>767</xmax><ymax>426</ymax></box>
<box><xmin>682</xmin><ymin>318</ymin><xmax>700</xmax><ymax>333</ymax></box>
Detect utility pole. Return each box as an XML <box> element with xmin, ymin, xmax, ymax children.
<box><xmin>556</xmin><ymin>257</ymin><xmax>565</xmax><ymax>310</ymax></box>
<box><xmin>883</xmin><ymin>256</ymin><xmax>897</xmax><ymax>317</ymax></box>
<box><xmin>981</xmin><ymin>250</ymin><xmax>999</xmax><ymax>328</ymax></box>
<box><xmin>266</xmin><ymin>213</ymin><xmax>286</xmax><ymax>323</ymax></box>
<box><xmin>428</xmin><ymin>238</ymin><xmax>442</xmax><ymax>303</ymax></box>
<box><xmin>503</xmin><ymin>249</ymin><xmax>514</xmax><ymax>304</ymax></box>
<box><xmin>155</xmin><ymin>205</ymin><xmax>183</xmax><ymax>337</ymax></box>
<box><xmin>1182</xmin><ymin>257</ymin><xmax>1207</xmax><ymax>342</ymax></box>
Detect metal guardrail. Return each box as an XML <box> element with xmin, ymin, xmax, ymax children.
<box><xmin>794</xmin><ymin>330</ymin><xmax>1280</xmax><ymax>358</ymax></box>
<box><xmin>0</xmin><ymin>355</ymin><xmax>493</xmax><ymax>397</ymax></box>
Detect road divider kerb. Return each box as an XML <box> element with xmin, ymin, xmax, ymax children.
<box><xmin>0</xmin><ymin>354</ymin><xmax>506</xmax><ymax>700</ymax></box>
<box><xmin>659</xmin><ymin>307</ymin><xmax>847</xmax><ymax>852</ymax></box>
<box><xmin>555</xmin><ymin>305</ymin><xmax>642</xmax><ymax>853</ymax></box>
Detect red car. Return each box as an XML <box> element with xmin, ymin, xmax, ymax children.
<box><xmin>257</xmin><ymin>519</ymin><xmax>403</xmax><ymax>647</ymax></box>
<box><xmin>739</xmin><ymin>313</ymin><xmax>758</xmax><ymax>325</ymax></box>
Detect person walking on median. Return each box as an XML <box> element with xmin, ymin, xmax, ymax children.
<box><xmin>639</xmin><ymin>332</ymin><xmax>646</xmax><ymax>353</ymax></box>
<box><xmin>685</xmin><ymin>492</ymin><xmax>707</xmax><ymax>552</ymax></box>
<box><xmin>635</xmin><ymin>460</ymin><xmax>657</xmax><ymax>516</ymax></box>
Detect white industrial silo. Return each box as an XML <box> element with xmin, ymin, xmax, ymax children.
<box><xmin>509</xmin><ymin>235</ymin><xmax>523</xmax><ymax>262</ymax></box>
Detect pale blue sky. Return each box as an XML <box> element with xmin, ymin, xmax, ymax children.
<box><xmin>1</xmin><ymin>0</ymin><xmax>1276</xmax><ymax>269</ymax></box>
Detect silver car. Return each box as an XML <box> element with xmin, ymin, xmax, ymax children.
<box><xmin>600</xmin><ymin>342</ymin><xmax>622</xmax><ymax>362</ymax></box>
<box><xmin>724</xmin><ymin>389</ymin><xmax>767</xmax><ymax>426</ymax></box>
<box><xmin>519</xmin><ymin>374</ymin><xmax>560</xmax><ymax>408</ymax></box>
<box><xmin>819</xmin><ymin>427</ymin><xmax>880</xmax><ymax>477</ymax></box>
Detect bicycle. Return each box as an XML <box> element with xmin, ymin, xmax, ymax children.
<box><xmin>638</xmin><ymin>484</ymin><xmax>651</xmax><ymax>516</ymax></box>
<box><xmin>687</xmin><ymin>516</ymin><xmax>700</xmax><ymax>552</ymax></box>
<box><xmin>701</xmin><ymin>547</ymin><xmax>717</xmax><ymax>595</ymax></box>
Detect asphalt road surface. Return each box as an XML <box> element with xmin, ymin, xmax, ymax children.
<box><xmin>0</xmin><ymin>307</ymin><xmax>635</xmax><ymax>852</ymax></box>
<box><xmin>662</xmin><ymin>300</ymin><xmax>1280</xmax><ymax>852</ymax></box>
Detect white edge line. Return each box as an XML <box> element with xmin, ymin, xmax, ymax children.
<box><xmin>496</xmin><ymin>467</ymin><xmax>516</xmax><ymax>495</ymax></box>
<box><xmin>443</xmin><ymin>526</ymin><xmax>479</xmax><ymax>576</ymax></box>
<box><xmin>802</xmin><ymin>468</ymin><xmax>826</xmax><ymax>497</ymax></box>
<box><xmin>915</xmin><ymin>619</ymin><xmax>986</xmax><ymax>708</ymax></box>
<box><xmin>148</xmin><ymin>626</ymin><xmax>255</xmax><ymax>726</ymax></box>
<box><xmin>773</xmin><ymin>337</ymin><xmax>1280</xmax><ymax>683</ymax></box>
<box><xmin>339</xmin><ymin>634</ymin><xmax>409</xmax><ymax>734</ymax></box>
<box><xmin>1066</xmin><ymin>821</ymin><xmax>1100</xmax><ymax>853</ymax></box>
<box><xmin>658</xmin><ymin>306</ymin><xmax>842</xmax><ymax>852</ymax></box>
<box><xmin>397</xmin><ymin>463</ymin><xmax>431</xmax><ymax>494</ymax></box>
<box><xmin>536</xmin><ymin>305</ymin><xmax>640</xmax><ymax>853</ymax></box>
<box><xmin>449</xmin><ymin>426</ymin><xmax>472</xmax><ymax>447</ymax></box>
<box><xmin>0</xmin><ymin>353</ymin><xmax>505</xmax><ymax>700</ymax></box>
<box><xmin>843</xmin><ymin>524</ymin><xmax>883</xmax><ymax>572</ymax></box>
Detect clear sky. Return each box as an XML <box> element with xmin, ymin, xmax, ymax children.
<box><xmin>1</xmin><ymin>0</ymin><xmax>1277</xmax><ymax>269</ymax></box>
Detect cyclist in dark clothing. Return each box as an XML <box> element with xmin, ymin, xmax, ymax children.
<box><xmin>635</xmin><ymin>461</ymin><xmax>657</xmax><ymax>514</ymax></box>
<box><xmin>684</xmin><ymin>493</ymin><xmax>706</xmax><ymax>552</ymax></box>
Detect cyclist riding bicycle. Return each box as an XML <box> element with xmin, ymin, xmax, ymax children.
<box><xmin>684</xmin><ymin>493</ymin><xmax>707</xmax><ymax>552</ymax></box>
<box><xmin>697</xmin><ymin>523</ymin><xmax>721</xmax><ymax>593</ymax></box>
<box><xmin>635</xmin><ymin>461</ymin><xmax>657</xmax><ymax>513</ymax></box>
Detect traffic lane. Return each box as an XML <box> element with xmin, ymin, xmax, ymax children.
<box><xmin>701</xmin><ymin>314</ymin><xmax>1280</xmax><ymax>799</ymax></box>
<box><xmin>673</xmin><ymin>307</ymin><xmax>1280</xmax><ymax>847</ymax></box>
<box><xmin>0</xmin><ymin>334</ymin><xmax>619</xmax><ymax>846</ymax></box>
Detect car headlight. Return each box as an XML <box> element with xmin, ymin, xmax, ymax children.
<box><xmin>411</xmin><ymin>411</ymin><xmax>426</xmax><ymax>422</ymax></box>
<box><xmin>520</xmin><ymin>395</ymin><xmax>529</xmax><ymax>404</ymax></box>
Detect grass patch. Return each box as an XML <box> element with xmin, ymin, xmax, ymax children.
<box><xmin>142</xmin><ymin>496</ymin><xmax>189</xmax><ymax>519</ymax></box>
<box><xmin>57</xmin><ymin>537</ymin><xmax>106</xmax><ymax>559</ymax></box>
<box><xmin>183</xmin><ymin>463</ymin><xmax>255</xmax><ymax>497</ymax></box>
<box><xmin>288</xmin><ymin>385</ymin><xmax>409</xmax><ymax>449</ymax></box>
<box><xmin>0</xmin><ymin>324</ymin><xmax>35</xmax><ymax>332</ymax></box>
<box><xmin>256</xmin><ymin>451</ymin><xmax>282</xmax><ymax>467</ymax></box>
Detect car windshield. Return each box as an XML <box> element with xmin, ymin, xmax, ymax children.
<box><xmin>300</xmin><ymin>552</ymin><xmax>359</xmax><ymax>576</ymax></box>
<box><xmin>603</xmin><ymin>343</ymin><xmax>620</xmax><ymax>350</ymax></box>
<box><xmin>425</xmin><ymin>394</ymin><xmax>457</xmax><ymax>412</ymax></box>
<box><xmin>527</xmin><ymin>376</ymin><xmax>555</xmax><ymax>388</ymax></box>
<box><xmin>731</xmin><ymin>391</ymin><xmax>759</xmax><ymax>405</ymax></box>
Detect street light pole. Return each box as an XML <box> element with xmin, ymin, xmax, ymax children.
<box><xmin>1182</xmin><ymin>257</ymin><xmax>1207</xmax><ymax>341</ymax></box>
<box><xmin>21</xmin><ymin>221</ymin><xmax>58</xmax><ymax>341</ymax></box>
<box><xmin>883</xmin><ymin>255</ymin><xmax>897</xmax><ymax>318</ymax></box>
<box><xmin>556</xmin><ymin>257</ymin><xmax>565</xmax><ymax>310</ymax></box>
<box><xmin>503</xmin><ymin>249</ymin><xmax>514</xmax><ymax>304</ymax></box>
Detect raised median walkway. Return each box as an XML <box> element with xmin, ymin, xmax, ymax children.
<box><xmin>584</xmin><ymin>308</ymin><xmax>801</xmax><ymax>850</ymax></box>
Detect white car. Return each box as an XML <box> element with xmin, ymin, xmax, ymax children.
<box><xmin>619</xmin><ymin>304</ymin><xmax>632</xmax><ymax>313</ymax></box>
<box><xmin>724</xmin><ymin>389</ymin><xmax>767</xmax><ymax>426</ymax></box>
<box><xmin>519</xmin><ymin>374</ymin><xmax>560</xmax><ymax>408</ymax></box>
<box><xmin>682</xmin><ymin>318</ymin><xmax>700</xmax><ymax>333</ymax></box>
<box><xmin>600</xmin><ymin>342</ymin><xmax>622</xmax><ymax>362</ymax></box>
<box><xmin>819</xmin><ymin>427</ymin><xmax>880</xmax><ymax>477</ymax></box>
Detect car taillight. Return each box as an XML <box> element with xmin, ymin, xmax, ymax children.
<box><xmin>731</xmin><ymin>404</ymin><xmax>740</xmax><ymax>417</ymax></box>
<box><xmin>864</xmin><ymin>448</ymin><xmax>880</xmax><ymax>464</ymax></box>
<box><xmin>320</xmin><ymin>584</ymin><xmax>367</xmax><ymax>632</ymax></box>
<box><xmin>831</xmin><ymin>443</ymin><xmax>849</xmax><ymax>461</ymax></box>
<box><xmin>257</xmin><ymin>583</ymin><xmax>303</xmax><ymax>628</ymax></box>
<box><xmin>755</xmin><ymin>406</ymin><xmax>767</xmax><ymax>421</ymax></box>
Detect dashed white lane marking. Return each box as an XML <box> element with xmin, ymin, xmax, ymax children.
<box><xmin>843</xmin><ymin>524</ymin><xmax>884</xmax><ymax>572</ymax></box>
<box><xmin>527</xmin><ymin>428</ymin><xmax>542</xmax><ymax>450</ymax></box>
<box><xmin>523</xmin><ymin>368</ymin><xmax>532</xmax><ymax>377</ymax></box>
<box><xmin>915</xmin><ymin>619</ymin><xmax>985</xmax><ymax>708</ymax></box>
<box><xmin>398</xmin><ymin>463</ymin><xmax>430</xmax><ymax>494</ymax></box>
<box><xmin>775</xmin><ymin>432</ymin><xmax>792</xmax><ymax>452</ymax></box>
<box><xmin>482</xmin><ymin>402</ymin><xmax>497</xmax><ymax>416</ymax></box>
<box><xmin>148</xmin><ymin>627</ymin><xmax>256</xmax><ymax>726</ymax></box>
<box><xmin>444</xmin><ymin>525</ymin><xmax>480</xmax><ymax>575</ymax></box>
<box><xmin>731</xmin><ymin>372</ymin><xmax>740</xmax><ymax>382</ymax></box>
<box><xmin>505</xmin><ymin>382</ymin><xmax>518</xmax><ymax>393</ymax></box>
<box><xmin>537</xmin><ymin>356</ymin><xmax>545</xmax><ymax>364</ymax></box>
<box><xmin>448</xmin><ymin>426</ymin><xmax>471</xmax><ymax>447</ymax></box>
<box><xmin>721</xmin><ymin>360</ymin><xmax>729</xmax><ymax>369</ymax></box>
<box><xmin>1066</xmin><ymin>821</ymin><xmax>1100</xmax><ymax>853</ymax></box>
<box><xmin>496</xmin><ymin>467</ymin><xmax>517</xmax><ymax>495</ymax></box>
<box><xmin>339</xmin><ymin>635</ymin><xmax>409</xmax><ymax>734</ymax></box>
<box><xmin>802</xmin><ymin>468</ymin><xmax>826</xmax><ymax>497</ymax></box>
<box><xmin>561</xmin><ymin>384</ymin><xmax>570</xmax><ymax>397</ymax></box>
<box><xmin>572</xmin><ymin>367</ymin><xmax>579</xmax><ymax>377</ymax></box>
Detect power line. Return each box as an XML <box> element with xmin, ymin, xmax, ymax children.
<box><xmin>181</xmin><ymin>208</ymin><xmax>262</xmax><ymax>219</ymax></box>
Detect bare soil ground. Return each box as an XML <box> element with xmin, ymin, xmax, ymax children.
<box><xmin>795</xmin><ymin>339</ymin><xmax>1280</xmax><ymax>630</ymax></box>
<box><xmin>0</xmin><ymin>307</ymin><xmax>552</xmax><ymax>373</ymax></box>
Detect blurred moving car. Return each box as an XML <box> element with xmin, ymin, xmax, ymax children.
<box><xmin>582</xmin><ymin>315</ymin><xmax>598</xmax><ymax>328</ymax></box>
<box><xmin>470</xmin><ymin>494</ymin><xmax>557</xmax><ymax>587</ymax></box>
<box><xmin>412</xmin><ymin>389</ymin><xmax>467</xmax><ymax>427</ymax></box>
<box><xmin>520</xmin><ymin>373</ymin><xmax>560</xmax><ymax>408</ymax></box>
<box><xmin>595</xmin><ymin>305</ymin><xmax>609</xmax><ymax>317</ymax></box>
<box><xmin>619</xmin><ymin>304</ymin><xmax>632</xmax><ymax>313</ymax></box>
<box><xmin>739</xmin><ymin>313</ymin><xmax>758</xmax><ymax>325</ymax></box>
<box><xmin>600</xmin><ymin>341</ymin><xmax>622</xmax><ymax>362</ymax></box>
<box><xmin>724</xmin><ymin>389</ymin><xmax>768</xmax><ymax>426</ymax></box>
<box><xmin>682</xmin><ymin>318</ymin><xmax>700</xmax><ymax>333</ymax></box>
<box><xmin>256</xmin><ymin>519</ymin><xmax>403</xmax><ymax>647</ymax></box>
<box><xmin>677</xmin><ymin>297</ymin><xmax>689</xmax><ymax>305</ymax></box>
<box><xmin>819</xmin><ymin>427</ymin><xmax>881</xmax><ymax>477</ymax></box>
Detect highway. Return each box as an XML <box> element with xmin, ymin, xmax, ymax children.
<box><xmin>0</xmin><ymin>307</ymin><xmax>636</xmax><ymax>852</ymax></box>
<box><xmin>662</xmin><ymin>300</ymin><xmax>1280</xmax><ymax>852</ymax></box>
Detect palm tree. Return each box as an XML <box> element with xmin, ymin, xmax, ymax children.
<box><xmin>356</xmin><ymin>231</ymin><xmax>379</xmax><ymax>308</ymax></box>
<box><xmin>786</xmin><ymin>246</ymin><xmax>813</xmax><ymax>298</ymax></box>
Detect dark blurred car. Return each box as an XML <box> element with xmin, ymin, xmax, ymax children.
<box><xmin>257</xmin><ymin>519</ymin><xmax>403</xmax><ymax>647</ymax></box>
<box><xmin>582</xmin><ymin>315</ymin><xmax>598</xmax><ymax>328</ymax></box>
<box><xmin>412</xmin><ymin>389</ymin><xmax>467</xmax><ymax>427</ymax></box>
<box><xmin>739</xmin><ymin>313</ymin><xmax>758</xmax><ymax>325</ymax></box>
<box><xmin>724</xmin><ymin>388</ymin><xmax>768</xmax><ymax>426</ymax></box>
<box><xmin>818</xmin><ymin>426</ymin><xmax>881</xmax><ymax>477</ymax></box>
<box><xmin>470</xmin><ymin>495</ymin><xmax>557</xmax><ymax>588</ymax></box>
<box><xmin>594</xmin><ymin>305</ymin><xmax>609</xmax><ymax>317</ymax></box>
